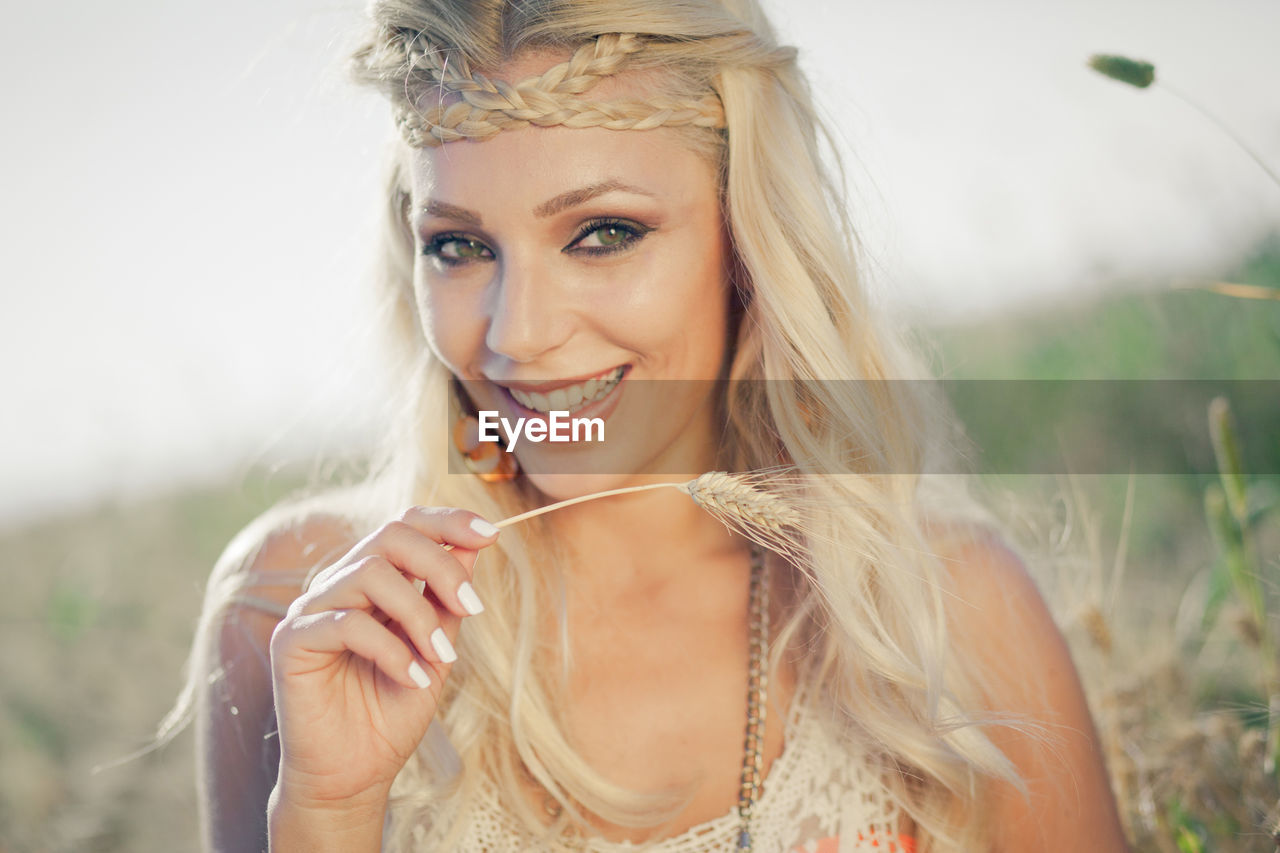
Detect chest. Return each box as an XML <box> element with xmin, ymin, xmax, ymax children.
<box><xmin>525</xmin><ymin>619</ymin><xmax>797</xmax><ymax>843</ymax></box>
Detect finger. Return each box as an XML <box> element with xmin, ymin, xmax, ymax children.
<box><xmin>302</xmin><ymin>556</ymin><xmax>458</xmax><ymax>666</ymax></box>
<box><xmin>277</xmin><ymin>609</ymin><xmax>436</xmax><ymax>692</ymax></box>
<box><xmin>435</xmin><ymin>540</ymin><xmax>481</xmax><ymax>573</ymax></box>
<box><xmin>398</xmin><ymin>505</ymin><xmax>501</xmax><ymax>551</ymax></box>
<box><xmin>305</xmin><ymin>510</ymin><xmax>496</xmax><ymax>615</ymax></box>
<box><xmin>357</xmin><ymin>515</ymin><xmax>492</xmax><ymax>616</ymax></box>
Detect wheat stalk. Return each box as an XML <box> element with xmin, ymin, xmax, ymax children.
<box><xmin>442</xmin><ymin>469</ymin><xmax>807</xmax><ymax>559</ymax></box>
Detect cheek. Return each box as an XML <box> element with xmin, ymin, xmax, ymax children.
<box><xmin>587</xmin><ymin>233</ymin><xmax>729</xmax><ymax>347</ymax></box>
<box><xmin>414</xmin><ymin>279</ymin><xmax>485</xmax><ymax>376</ymax></box>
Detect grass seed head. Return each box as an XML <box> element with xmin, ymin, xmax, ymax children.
<box><xmin>680</xmin><ymin>471</ymin><xmax>807</xmax><ymax>559</ymax></box>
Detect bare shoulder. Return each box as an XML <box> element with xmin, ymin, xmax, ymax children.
<box><xmin>923</xmin><ymin>520</ymin><xmax>1130</xmax><ymax>852</ymax></box>
<box><xmin>193</xmin><ymin>502</ymin><xmax>365</xmax><ymax>849</ymax></box>
<box><xmin>925</xmin><ymin>519</ymin><xmax>1080</xmax><ymax>731</ymax></box>
<box><xmin>926</xmin><ymin>522</ymin><xmax>1050</xmax><ymax>658</ymax></box>
<box><xmin>210</xmin><ymin>502</ymin><xmax>364</xmax><ymax>617</ymax></box>
<box><xmin>199</xmin><ymin>500</ymin><xmax>367</xmax><ymax>703</ymax></box>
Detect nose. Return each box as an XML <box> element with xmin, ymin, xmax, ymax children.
<box><xmin>483</xmin><ymin>256</ymin><xmax>571</xmax><ymax>366</ymax></box>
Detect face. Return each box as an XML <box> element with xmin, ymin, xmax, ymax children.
<box><xmin>407</xmin><ymin>57</ymin><xmax>735</xmax><ymax>500</ymax></box>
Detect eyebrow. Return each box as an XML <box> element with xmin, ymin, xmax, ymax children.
<box><xmin>532</xmin><ymin>180</ymin><xmax>657</xmax><ymax>218</ymax></box>
<box><xmin>418</xmin><ymin>199</ymin><xmax>482</xmax><ymax>226</ymax></box>
<box><xmin>415</xmin><ymin>179</ymin><xmax>657</xmax><ymax>227</ymax></box>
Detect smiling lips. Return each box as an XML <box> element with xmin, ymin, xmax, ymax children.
<box><xmin>503</xmin><ymin>366</ymin><xmax>626</xmax><ymax>414</ymax></box>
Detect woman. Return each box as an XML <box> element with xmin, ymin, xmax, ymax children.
<box><xmin>170</xmin><ymin>1</ymin><xmax>1130</xmax><ymax>850</ymax></box>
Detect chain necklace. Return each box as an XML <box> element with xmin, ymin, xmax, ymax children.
<box><xmin>540</xmin><ymin>544</ymin><xmax>770</xmax><ymax>851</ymax></box>
<box><xmin>737</xmin><ymin>543</ymin><xmax>769</xmax><ymax>851</ymax></box>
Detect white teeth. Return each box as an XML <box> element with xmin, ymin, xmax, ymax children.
<box><xmin>508</xmin><ymin>367</ymin><xmax>624</xmax><ymax>414</ymax></box>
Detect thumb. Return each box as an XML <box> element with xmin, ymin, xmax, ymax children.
<box><xmin>448</xmin><ymin>544</ymin><xmax>484</xmax><ymax>580</ymax></box>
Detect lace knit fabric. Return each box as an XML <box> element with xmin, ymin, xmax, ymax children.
<box><xmin>406</xmin><ymin>679</ymin><xmax>909</xmax><ymax>853</ymax></box>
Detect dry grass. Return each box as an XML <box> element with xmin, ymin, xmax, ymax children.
<box><xmin>989</xmin><ymin>468</ymin><xmax>1280</xmax><ymax>853</ymax></box>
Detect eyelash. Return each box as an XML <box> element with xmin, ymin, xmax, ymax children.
<box><xmin>568</xmin><ymin>218</ymin><xmax>653</xmax><ymax>256</ymax></box>
<box><xmin>420</xmin><ymin>218</ymin><xmax>653</xmax><ymax>267</ymax></box>
<box><xmin>421</xmin><ymin>232</ymin><xmax>492</xmax><ymax>267</ymax></box>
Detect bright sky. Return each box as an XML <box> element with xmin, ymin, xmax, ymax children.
<box><xmin>2</xmin><ymin>0</ymin><xmax>1279</xmax><ymax>526</ymax></box>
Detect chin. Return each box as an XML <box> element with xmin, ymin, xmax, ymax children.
<box><xmin>508</xmin><ymin>404</ymin><xmax>714</xmax><ymax>503</ymax></box>
<box><xmin>520</xmin><ymin>470</ymin><xmax>652</xmax><ymax>504</ymax></box>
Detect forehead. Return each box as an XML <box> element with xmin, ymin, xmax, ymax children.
<box><xmin>409</xmin><ymin>122</ymin><xmax>714</xmax><ymax>209</ymax></box>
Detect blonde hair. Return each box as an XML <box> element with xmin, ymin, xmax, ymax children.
<box><xmin>168</xmin><ymin>2</ymin><xmax>1035</xmax><ymax>850</ymax></box>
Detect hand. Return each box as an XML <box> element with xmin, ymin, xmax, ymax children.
<box><xmin>267</xmin><ymin>507</ymin><xmax>499</xmax><ymax>814</ymax></box>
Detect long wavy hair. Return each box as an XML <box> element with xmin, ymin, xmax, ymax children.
<box><xmin>166</xmin><ymin>1</ymin><xmax>1035</xmax><ymax>850</ymax></box>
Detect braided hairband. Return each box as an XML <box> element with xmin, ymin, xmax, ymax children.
<box><xmin>394</xmin><ymin>32</ymin><xmax>727</xmax><ymax>147</ymax></box>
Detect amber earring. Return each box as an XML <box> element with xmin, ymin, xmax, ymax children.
<box><xmin>452</xmin><ymin>414</ymin><xmax>519</xmax><ymax>483</ymax></box>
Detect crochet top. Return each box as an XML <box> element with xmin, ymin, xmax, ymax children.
<box><xmin>403</xmin><ymin>677</ymin><xmax>916</xmax><ymax>852</ymax></box>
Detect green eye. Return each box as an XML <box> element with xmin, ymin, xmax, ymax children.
<box><xmin>422</xmin><ymin>234</ymin><xmax>494</xmax><ymax>265</ymax></box>
<box><xmin>570</xmin><ymin>219</ymin><xmax>652</xmax><ymax>255</ymax></box>
<box><xmin>593</xmin><ymin>226</ymin><xmax>628</xmax><ymax>246</ymax></box>
<box><xmin>459</xmin><ymin>239</ymin><xmax>489</xmax><ymax>257</ymax></box>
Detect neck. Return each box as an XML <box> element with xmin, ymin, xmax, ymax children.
<box><xmin>541</xmin><ymin>475</ymin><xmax>749</xmax><ymax>602</ymax></box>
<box><xmin>522</xmin><ymin>400</ymin><xmax>749</xmax><ymax>601</ymax></box>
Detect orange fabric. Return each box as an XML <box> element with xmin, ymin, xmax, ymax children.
<box><xmin>789</xmin><ymin>832</ymin><xmax>916</xmax><ymax>852</ymax></box>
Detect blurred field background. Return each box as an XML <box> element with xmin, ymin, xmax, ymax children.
<box><xmin>931</xmin><ymin>236</ymin><xmax>1280</xmax><ymax>851</ymax></box>
<box><xmin>2</xmin><ymin>237</ymin><xmax>1277</xmax><ymax>852</ymax></box>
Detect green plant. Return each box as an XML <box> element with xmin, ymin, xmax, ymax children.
<box><xmin>1202</xmin><ymin>397</ymin><xmax>1280</xmax><ymax>777</ymax></box>
<box><xmin>1089</xmin><ymin>54</ymin><xmax>1280</xmax><ymax>303</ymax></box>
<box><xmin>1088</xmin><ymin>54</ymin><xmax>1280</xmax><ymax>190</ymax></box>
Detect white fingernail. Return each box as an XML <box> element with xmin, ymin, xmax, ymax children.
<box><xmin>408</xmin><ymin>660</ymin><xmax>432</xmax><ymax>689</ymax></box>
<box><xmin>469</xmin><ymin>517</ymin><xmax>500</xmax><ymax>537</ymax></box>
<box><xmin>457</xmin><ymin>581</ymin><xmax>485</xmax><ymax>615</ymax></box>
<box><xmin>430</xmin><ymin>627</ymin><xmax>457</xmax><ymax>663</ymax></box>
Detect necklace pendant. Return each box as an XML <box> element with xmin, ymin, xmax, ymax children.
<box><xmin>737</xmin><ymin>828</ymin><xmax>752</xmax><ymax>850</ymax></box>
